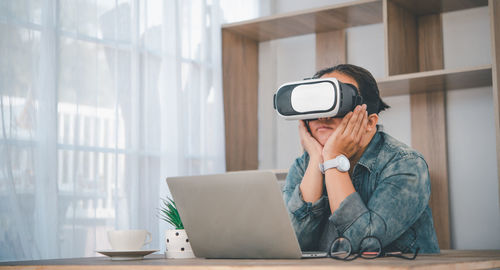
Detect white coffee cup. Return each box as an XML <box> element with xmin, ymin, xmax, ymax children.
<box><xmin>107</xmin><ymin>230</ymin><xmax>152</xmax><ymax>251</ymax></box>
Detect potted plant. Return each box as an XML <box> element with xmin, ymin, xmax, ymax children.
<box><xmin>159</xmin><ymin>198</ymin><xmax>195</xmax><ymax>259</ymax></box>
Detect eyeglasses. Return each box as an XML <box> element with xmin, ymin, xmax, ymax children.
<box><xmin>328</xmin><ymin>236</ymin><xmax>419</xmax><ymax>261</ymax></box>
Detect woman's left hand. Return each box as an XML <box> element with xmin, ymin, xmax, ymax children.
<box><xmin>322</xmin><ymin>104</ymin><xmax>368</xmax><ymax>160</ymax></box>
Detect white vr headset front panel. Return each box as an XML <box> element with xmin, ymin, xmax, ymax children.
<box><xmin>275</xmin><ymin>78</ymin><xmax>341</xmax><ymax>120</ymax></box>
<box><xmin>290</xmin><ymin>81</ymin><xmax>336</xmax><ymax>112</ymax></box>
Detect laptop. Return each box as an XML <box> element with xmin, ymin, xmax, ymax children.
<box><xmin>166</xmin><ymin>170</ymin><xmax>327</xmax><ymax>259</ymax></box>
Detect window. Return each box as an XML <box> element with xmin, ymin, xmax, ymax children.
<box><xmin>0</xmin><ymin>0</ymin><xmax>259</xmax><ymax>261</ymax></box>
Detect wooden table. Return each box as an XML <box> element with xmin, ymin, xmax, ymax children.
<box><xmin>1</xmin><ymin>250</ymin><xmax>499</xmax><ymax>269</ymax></box>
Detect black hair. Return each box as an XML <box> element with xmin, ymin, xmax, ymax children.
<box><xmin>312</xmin><ymin>64</ymin><xmax>389</xmax><ymax>115</ymax></box>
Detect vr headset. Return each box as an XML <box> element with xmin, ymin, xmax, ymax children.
<box><xmin>273</xmin><ymin>78</ymin><xmax>363</xmax><ymax>120</ymax></box>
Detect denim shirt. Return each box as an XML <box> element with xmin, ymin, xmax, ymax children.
<box><xmin>282</xmin><ymin>129</ymin><xmax>440</xmax><ymax>254</ymax></box>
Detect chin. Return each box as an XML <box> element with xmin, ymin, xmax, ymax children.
<box><xmin>317</xmin><ymin>137</ymin><xmax>328</xmax><ymax>146</ymax></box>
<box><xmin>316</xmin><ymin>133</ymin><xmax>331</xmax><ymax>146</ymax></box>
<box><xmin>311</xmin><ymin>133</ymin><xmax>329</xmax><ymax>146</ymax></box>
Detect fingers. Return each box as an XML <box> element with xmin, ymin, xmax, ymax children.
<box><xmin>354</xmin><ymin>109</ymin><xmax>368</xmax><ymax>143</ymax></box>
<box><xmin>299</xmin><ymin>120</ymin><xmax>315</xmax><ymax>144</ymax></box>
<box><xmin>343</xmin><ymin>104</ymin><xmax>367</xmax><ymax>136</ymax></box>
<box><xmin>298</xmin><ymin>120</ymin><xmax>306</xmax><ymax>132</ymax></box>
<box><xmin>298</xmin><ymin>120</ymin><xmax>310</xmax><ymax>137</ymax></box>
<box><xmin>334</xmin><ymin>111</ymin><xmax>353</xmax><ymax>135</ymax></box>
<box><xmin>299</xmin><ymin>120</ymin><xmax>324</xmax><ymax>158</ymax></box>
<box><xmin>350</xmin><ymin>104</ymin><xmax>367</xmax><ymax>138</ymax></box>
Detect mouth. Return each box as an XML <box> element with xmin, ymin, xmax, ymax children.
<box><xmin>316</xmin><ymin>125</ymin><xmax>332</xmax><ymax>132</ymax></box>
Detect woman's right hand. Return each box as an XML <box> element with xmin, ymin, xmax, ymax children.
<box><xmin>298</xmin><ymin>120</ymin><xmax>325</xmax><ymax>203</ymax></box>
<box><xmin>298</xmin><ymin>120</ymin><xmax>324</xmax><ymax>162</ymax></box>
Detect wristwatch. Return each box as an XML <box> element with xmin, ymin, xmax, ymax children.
<box><xmin>319</xmin><ymin>154</ymin><xmax>350</xmax><ymax>173</ymax></box>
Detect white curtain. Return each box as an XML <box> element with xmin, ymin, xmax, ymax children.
<box><xmin>0</xmin><ymin>0</ymin><xmax>259</xmax><ymax>261</ymax></box>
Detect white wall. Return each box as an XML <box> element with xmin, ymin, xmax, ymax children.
<box><xmin>259</xmin><ymin>34</ymin><xmax>316</xmax><ymax>170</ymax></box>
<box><xmin>447</xmin><ymin>86</ymin><xmax>500</xmax><ymax>249</ymax></box>
<box><xmin>441</xmin><ymin>7</ymin><xmax>500</xmax><ymax>250</ymax></box>
<box><xmin>258</xmin><ymin>1</ymin><xmax>500</xmax><ymax>249</ymax></box>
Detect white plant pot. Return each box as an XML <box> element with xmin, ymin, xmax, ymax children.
<box><xmin>165</xmin><ymin>229</ymin><xmax>195</xmax><ymax>259</ymax></box>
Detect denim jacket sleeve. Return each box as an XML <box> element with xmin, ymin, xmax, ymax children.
<box><xmin>282</xmin><ymin>152</ymin><xmax>328</xmax><ymax>251</ymax></box>
<box><xmin>329</xmin><ymin>153</ymin><xmax>431</xmax><ymax>251</ymax></box>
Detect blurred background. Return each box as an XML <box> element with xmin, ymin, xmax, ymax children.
<box><xmin>1</xmin><ymin>0</ymin><xmax>499</xmax><ymax>262</ymax></box>
<box><xmin>0</xmin><ymin>0</ymin><xmax>261</xmax><ymax>260</ymax></box>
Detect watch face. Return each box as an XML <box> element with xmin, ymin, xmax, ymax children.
<box><xmin>338</xmin><ymin>155</ymin><xmax>350</xmax><ymax>172</ymax></box>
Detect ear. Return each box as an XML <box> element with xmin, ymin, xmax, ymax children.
<box><xmin>366</xmin><ymin>113</ymin><xmax>379</xmax><ymax>132</ymax></box>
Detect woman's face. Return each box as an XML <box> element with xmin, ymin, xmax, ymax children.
<box><xmin>307</xmin><ymin>71</ymin><xmax>360</xmax><ymax>146</ymax></box>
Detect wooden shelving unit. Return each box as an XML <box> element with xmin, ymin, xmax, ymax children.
<box><xmin>221</xmin><ymin>0</ymin><xmax>500</xmax><ymax>250</ymax></box>
<box><xmin>223</xmin><ymin>0</ymin><xmax>383</xmax><ymax>41</ymax></box>
<box><xmin>377</xmin><ymin>65</ymin><xmax>492</xmax><ymax>96</ymax></box>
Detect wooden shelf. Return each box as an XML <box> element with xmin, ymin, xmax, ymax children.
<box><xmin>378</xmin><ymin>65</ymin><xmax>493</xmax><ymax>96</ymax></box>
<box><xmin>390</xmin><ymin>0</ymin><xmax>488</xmax><ymax>16</ymax></box>
<box><xmin>222</xmin><ymin>0</ymin><xmax>382</xmax><ymax>42</ymax></box>
<box><xmin>221</xmin><ymin>0</ymin><xmax>488</xmax><ymax>42</ymax></box>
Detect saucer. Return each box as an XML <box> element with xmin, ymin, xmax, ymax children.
<box><xmin>96</xmin><ymin>249</ymin><xmax>159</xmax><ymax>260</ymax></box>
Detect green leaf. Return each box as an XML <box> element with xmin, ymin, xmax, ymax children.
<box><xmin>158</xmin><ymin>197</ymin><xmax>184</xmax><ymax>229</ymax></box>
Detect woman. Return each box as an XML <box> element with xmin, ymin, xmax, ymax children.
<box><xmin>282</xmin><ymin>64</ymin><xmax>440</xmax><ymax>254</ymax></box>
